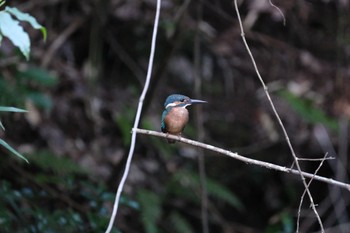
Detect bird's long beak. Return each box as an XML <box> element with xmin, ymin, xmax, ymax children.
<box><xmin>190</xmin><ymin>99</ymin><xmax>207</xmax><ymax>104</ymax></box>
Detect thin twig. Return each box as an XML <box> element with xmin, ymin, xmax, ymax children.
<box><xmin>233</xmin><ymin>1</ymin><xmax>324</xmax><ymax>231</ymax></box>
<box><xmin>133</xmin><ymin>128</ymin><xmax>350</xmax><ymax>191</ymax></box>
<box><xmin>104</xmin><ymin>0</ymin><xmax>162</xmax><ymax>232</ymax></box>
<box><xmin>105</xmin><ymin>30</ymin><xmax>145</xmax><ymax>85</ymax></box>
<box><xmin>297</xmin><ymin>157</ymin><xmax>335</xmax><ymax>161</ymax></box>
<box><xmin>194</xmin><ymin>1</ymin><xmax>209</xmax><ymax>232</ymax></box>
<box><xmin>41</xmin><ymin>17</ymin><xmax>86</xmax><ymax>68</ymax></box>
<box><xmin>268</xmin><ymin>0</ymin><xmax>286</xmax><ymax>26</ymax></box>
<box><xmin>296</xmin><ymin>153</ymin><xmax>328</xmax><ymax>233</ymax></box>
<box><xmin>338</xmin><ymin>118</ymin><xmax>348</xmax><ymax>181</ymax></box>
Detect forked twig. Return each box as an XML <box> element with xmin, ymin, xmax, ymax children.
<box><xmin>134</xmin><ymin>128</ymin><xmax>350</xmax><ymax>191</ymax></box>
<box><xmin>233</xmin><ymin>1</ymin><xmax>324</xmax><ymax>231</ymax></box>
<box><xmin>296</xmin><ymin>153</ymin><xmax>328</xmax><ymax>232</ymax></box>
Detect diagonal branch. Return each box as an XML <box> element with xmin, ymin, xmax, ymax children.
<box><xmin>133</xmin><ymin>128</ymin><xmax>350</xmax><ymax>192</ymax></box>
<box><xmin>233</xmin><ymin>1</ymin><xmax>324</xmax><ymax>231</ymax></box>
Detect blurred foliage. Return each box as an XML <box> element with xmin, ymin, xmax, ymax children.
<box><xmin>0</xmin><ymin>1</ymin><xmax>52</xmax><ymax>163</ymax></box>
<box><xmin>169</xmin><ymin>212</ymin><xmax>194</xmax><ymax>233</ymax></box>
<box><xmin>0</xmin><ymin>150</ymin><xmax>130</xmax><ymax>233</ymax></box>
<box><xmin>265</xmin><ymin>211</ymin><xmax>294</xmax><ymax>233</ymax></box>
<box><xmin>0</xmin><ymin>106</ymin><xmax>28</xmax><ymax>162</ymax></box>
<box><xmin>135</xmin><ymin>169</ymin><xmax>243</xmax><ymax>232</ymax></box>
<box><xmin>0</xmin><ymin>181</ymin><xmax>123</xmax><ymax>233</ymax></box>
<box><xmin>0</xmin><ymin>67</ymin><xmax>57</xmax><ymax>109</ymax></box>
<box><xmin>27</xmin><ymin>150</ymin><xmax>87</xmax><ymax>176</ymax></box>
<box><xmin>171</xmin><ymin>170</ymin><xmax>244</xmax><ymax>211</ymax></box>
<box><xmin>0</xmin><ymin>65</ymin><xmax>57</xmax><ymax>163</ymax></box>
<box><xmin>115</xmin><ymin>106</ymin><xmax>135</xmax><ymax>146</ymax></box>
<box><xmin>137</xmin><ymin>189</ymin><xmax>162</xmax><ymax>233</ymax></box>
<box><xmin>278</xmin><ymin>90</ymin><xmax>338</xmax><ymax>130</ymax></box>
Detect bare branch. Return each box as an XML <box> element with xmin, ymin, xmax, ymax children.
<box><xmin>233</xmin><ymin>1</ymin><xmax>324</xmax><ymax>231</ymax></box>
<box><xmin>41</xmin><ymin>17</ymin><xmax>86</xmax><ymax>68</ymax></box>
<box><xmin>296</xmin><ymin>153</ymin><xmax>328</xmax><ymax>233</ymax></box>
<box><xmin>297</xmin><ymin>157</ymin><xmax>335</xmax><ymax>161</ymax></box>
<box><xmin>104</xmin><ymin>0</ymin><xmax>162</xmax><ymax>232</ymax></box>
<box><xmin>133</xmin><ymin>128</ymin><xmax>350</xmax><ymax>191</ymax></box>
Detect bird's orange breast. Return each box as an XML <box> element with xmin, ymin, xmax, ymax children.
<box><xmin>164</xmin><ymin>107</ymin><xmax>189</xmax><ymax>135</ymax></box>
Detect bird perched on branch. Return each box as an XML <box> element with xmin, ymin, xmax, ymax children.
<box><xmin>161</xmin><ymin>94</ymin><xmax>207</xmax><ymax>143</ymax></box>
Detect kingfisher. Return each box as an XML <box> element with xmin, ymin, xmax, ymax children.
<box><xmin>161</xmin><ymin>94</ymin><xmax>207</xmax><ymax>143</ymax></box>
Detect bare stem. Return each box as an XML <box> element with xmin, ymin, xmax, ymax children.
<box><xmin>104</xmin><ymin>0</ymin><xmax>162</xmax><ymax>232</ymax></box>
<box><xmin>233</xmin><ymin>1</ymin><xmax>324</xmax><ymax>231</ymax></box>
<box><xmin>134</xmin><ymin>128</ymin><xmax>350</xmax><ymax>192</ymax></box>
<box><xmin>193</xmin><ymin>1</ymin><xmax>209</xmax><ymax>233</ymax></box>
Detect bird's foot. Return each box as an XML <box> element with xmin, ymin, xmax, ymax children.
<box><xmin>165</xmin><ymin>133</ymin><xmax>174</xmax><ymax>144</ymax></box>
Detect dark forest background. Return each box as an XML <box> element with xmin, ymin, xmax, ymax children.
<box><xmin>0</xmin><ymin>0</ymin><xmax>350</xmax><ymax>232</ymax></box>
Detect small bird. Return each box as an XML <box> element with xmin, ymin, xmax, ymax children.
<box><xmin>161</xmin><ymin>94</ymin><xmax>207</xmax><ymax>143</ymax></box>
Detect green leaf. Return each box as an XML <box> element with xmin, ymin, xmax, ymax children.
<box><xmin>18</xmin><ymin>67</ymin><xmax>58</xmax><ymax>87</ymax></box>
<box><xmin>279</xmin><ymin>90</ymin><xmax>338</xmax><ymax>130</ymax></box>
<box><xmin>281</xmin><ymin>212</ymin><xmax>294</xmax><ymax>233</ymax></box>
<box><xmin>0</xmin><ymin>0</ymin><xmax>5</xmax><ymax>7</ymax></box>
<box><xmin>0</xmin><ymin>78</ymin><xmax>22</xmax><ymax>106</ymax></box>
<box><xmin>0</xmin><ymin>106</ymin><xmax>27</xmax><ymax>112</ymax></box>
<box><xmin>27</xmin><ymin>150</ymin><xmax>86</xmax><ymax>175</ymax></box>
<box><xmin>169</xmin><ymin>212</ymin><xmax>194</xmax><ymax>233</ymax></box>
<box><xmin>172</xmin><ymin>170</ymin><xmax>244</xmax><ymax>211</ymax></box>
<box><xmin>206</xmin><ymin>178</ymin><xmax>244</xmax><ymax>210</ymax></box>
<box><xmin>0</xmin><ymin>12</ymin><xmax>30</xmax><ymax>60</ymax></box>
<box><xmin>5</xmin><ymin>7</ymin><xmax>47</xmax><ymax>41</ymax></box>
<box><xmin>120</xmin><ymin>196</ymin><xmax>140</xmax><ymax>210</ymax></box>
<box><xmin>0</xmin><ymin>139</ymin><xmax>28</xmax><ymax>163</ymax></box>
<box><xmin>115</xmin><ymin>108</ymin><xmax>135</xmax><ymax>146</ymax></box>
<box><xmin>137</xmin><ymin>189</ymin><xmax>161</xmax><ymax>233</ymax></box>
<box><xmin>0</xmin><ymin>120</ymin><xmax>4</xmax><ymax>131</ymax></box>
<box><xmin>265</xmin><ymin>211</ymin><xmax>294</xmax><ymax>233</ymax></box>
<box><xmin>27</xmin><ymin>92</ymin><xmax>52</xmax><ymax>109</ymax></box>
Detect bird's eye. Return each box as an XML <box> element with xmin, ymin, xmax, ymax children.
<box><xmin>180</xmin><ymin>98</ymin><xmax>185</xmax><ymax>102</ymax></box>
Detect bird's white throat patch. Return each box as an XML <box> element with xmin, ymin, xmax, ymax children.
<box><xmin>165</xmin><ymin>103</ymin><xmax>190</xmax><ymax>109</ymax></box>
<box><xmin>165</xmin><ymin>103</ymin><xmax>177</xmax><ymax>109</ymax></box>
